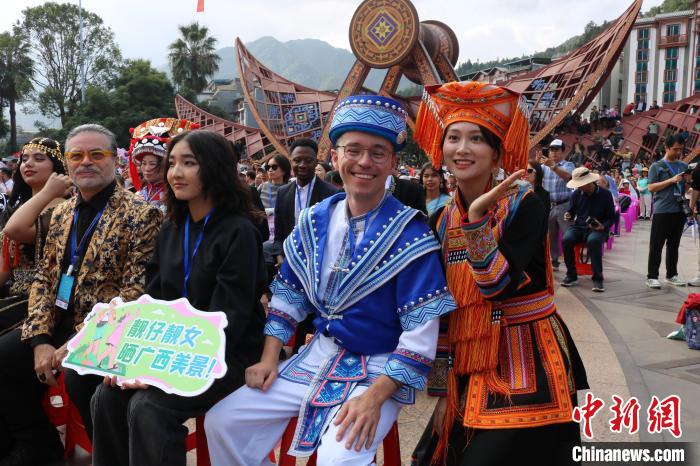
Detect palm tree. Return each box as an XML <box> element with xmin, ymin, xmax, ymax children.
<box><xmin>0</xmin><ymin>28</ymin><xmax>34</xmax><ymax>152</ymax></box>
<box><xmin>168</xmin><ymin>22</ymin><xmax>219</xmax><ymax>95</ymax></box>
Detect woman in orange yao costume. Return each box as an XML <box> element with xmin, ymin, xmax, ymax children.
<box><xmin>411</xmin><ymin>81</ymin><xmax>588</xmax><ymax>466</ymax></box>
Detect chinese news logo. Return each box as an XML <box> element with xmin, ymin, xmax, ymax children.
<box><xmin>572</xmin><ymin>393</ymin><xmax>682</xmax><ymax>439</ymax></box>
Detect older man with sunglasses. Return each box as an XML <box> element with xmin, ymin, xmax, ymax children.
<box><xmin>0</xmin><ymin>124</ymin><xmax>162</xmax><ymax>465</ymax></box>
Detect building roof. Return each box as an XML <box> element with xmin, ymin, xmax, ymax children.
<box><xmin>458</xmin><ymin>56</ymin><xmax>551</xmax><ymax>81</ymax></box>
<box><xmin>505</xmin><ymin>56</ymin><xmax>551</xmax><ymax>68</ymax></box>
<box><xmin>459</xmin><ymin>66</ymin><xmax>508</xmax><ymax>81</ymax></box>
<box><xmin>634</xmin><ymin>9</ymin><xmax>694</xmax><ymax>25</ymax></box>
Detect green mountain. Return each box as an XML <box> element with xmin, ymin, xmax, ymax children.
<box><xmin>210</xmin><ymin>36</ymin><xmax>387</xmax><ymax>91</ymax></box>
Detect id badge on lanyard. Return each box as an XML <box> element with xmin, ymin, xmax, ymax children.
<box><xmin>56</xmin><ymin>207</ymin><xmax>105</xmax><ymax>310</ymax></box>
<box><xmin>56</xmin><ymin>274</ymin><xmax>74</xmax><ymax>310</ymax></box>
<box><xmin>662</xmin><ymin>160</ymin><xmax>683</xmax><ymax>197</ymax></box>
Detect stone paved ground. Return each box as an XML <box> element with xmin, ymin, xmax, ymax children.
<box><xmin>66</xmin><ymin>215</ymin><xmax>699</xmax><ymax>465</ymax></box>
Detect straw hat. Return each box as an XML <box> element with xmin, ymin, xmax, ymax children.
<box><xmin>567</xmin><ymin>166</ymin><xmax>600</xmax><ymax>189</ymax></box>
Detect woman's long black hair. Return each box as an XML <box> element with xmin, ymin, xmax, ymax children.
<box><xmin>165</xmin><ymin>130</ymin><xmax>256</xmax><ymax>226</ymax></box>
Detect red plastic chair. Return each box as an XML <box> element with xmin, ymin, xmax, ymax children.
<box><xmin>574</xmin><ymin>244</ymin><xmax>593</xmax><ymax>276</ymax></box>
<box><xmin>185</xmin><ymin>416</ymin><xmax>213</xmax><ymax>466</ymax></box>
<box><xmin>44</xmin><ymin>374</ymin><xmax>212</xmax><ymax>465</ymax></box>
<box><xmin>277</xmin><ymin>416</ymin><xmax>401</xmax><ymax>466</ymax></box>
<box><xmin>42</xmin><ymin>373</ymin><xmax>93</xmax><ymax>458</ymax></box>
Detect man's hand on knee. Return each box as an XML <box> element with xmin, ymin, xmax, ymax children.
<box><xmin>334</xmin><ymin>394</ymin><xmax>382</xmax><ymax>452</ymax></box>
<box><xmin>33</xmin><ymin>343</ymin><xmax>58</xmax><ymax>387</ymax></box>
<box><xmin>245</xmin><ymin>360</ymin><xmax>278</xmax><ymax>391</ymax></box>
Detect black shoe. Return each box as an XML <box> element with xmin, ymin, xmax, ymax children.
<box><xmin>561</xmin><ymin>276</ymin><xmax>579</xmax><ymax>287</ymax></box>
<box><xmin>592</xmin><ymin>280</ymin><xmax>605</xmax><ymax>292</ymax></box>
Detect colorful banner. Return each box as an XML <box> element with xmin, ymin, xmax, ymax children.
<box><xmin>63</xmin><ymin>295</ymin><xmax>228</xmax><ymax>397</ymax></box>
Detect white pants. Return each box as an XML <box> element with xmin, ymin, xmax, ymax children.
<box><xmin>640</xmin><ymin>193</ymin><xmax>652</xmax><ymax>218</ymax></box>
<box><xmin>204</xmin><ymin>338</ymin><xmax>402</xmax><ymax>466</ymax></box>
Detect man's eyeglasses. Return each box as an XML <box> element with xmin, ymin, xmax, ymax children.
<box><xmin>336</xmin><ymin>144</ymin><xmax>392</xmax><ymax>163</ymax></box>
<box><xmin>64</xmin><ymin>149</ymin><xmax>113</xmax><ymax>164</ymax></box>
<box><xmin>267</xmin><ymin>164</ymin><xmax>279</xmax><ymax>171</ymax></box>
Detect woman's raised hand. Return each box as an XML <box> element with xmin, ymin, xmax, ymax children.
<box><xmin>467</xmin><ymin>169</ymin><xmax>526</xmax><ymax>223</ymax></box>
<box><xmin>41</xmin><ymin>173</ymin><xmax>73</xmax><ymax>198</ymax></box>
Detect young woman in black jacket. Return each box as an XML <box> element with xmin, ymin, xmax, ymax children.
<box><xmin>90</xmin><ymin>130</ymin><xmax>266</xmax><ymax>466</ymax></box>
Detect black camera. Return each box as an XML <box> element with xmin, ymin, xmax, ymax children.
<box><xmin>678</xmin><ymin>197</ymin><xmax>694</xmax><ymax>218</ymax></box>
<box><xmin>585</xmin><ymin>216</ymin><xmax>600</xmax><ymax>228</ymax></box>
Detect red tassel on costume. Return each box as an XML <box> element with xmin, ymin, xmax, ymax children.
<box><xmin>2</xmin><ymin>236</ymin><xmax>10</xmax><ymax>273</ymax></box>
<box><xmin>129</xmin><ymin>155</ymin><xmax>142</xmax><ymax>192</ymax></box>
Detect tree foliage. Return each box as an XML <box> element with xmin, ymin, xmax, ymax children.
<box><xmin>0</xmin><ymin>114</ymin><xmax>9</xmax><ymax>140</ymax></box>
<box><xmin>40</xmin><ymin>59</ymin><xmax>175</xmax><ymax>148</ymax></box>
<box><xmin>168</xmin><ymin>22</ymin><xmax>220</xmax><ymax>94</ymax></box>
<box><xmin>21</xmin><ymin>2</ymin><xmax>122</xmax><ymax>127</ymax></box>
<box><xmin>0</xmin><ymin>27</ymin><xmax>34</xmax><ymax>152</ymax></box>
<box><xmin>642</xmin><ymin>0</ymin><xmax>691</xmax><ymax>17</ymax></box>
<box><xmin>398</xmin><ymin>126</ymin><xmax>428</xmax><ymax>167</ymax></box>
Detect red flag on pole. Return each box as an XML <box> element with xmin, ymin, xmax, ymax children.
<box><xmin>197</xmin><ymin>0</ymin><xmax>204</xmax><ymax>12</ymax></box>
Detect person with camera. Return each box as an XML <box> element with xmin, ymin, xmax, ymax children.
<box><xmin>560</xmin><ymin>167</ymin><xmax>615</xmax><ymax>292</ymax></box>
<box><xmin>646</xmin><ymin>135</ymin><xmax>690</xmax><ymax>288</ymax></box>
<box><xmin>538</xmin><ymin>139</ymin><xmax>574</xmax><ymax>271</ymax></box>
<box><xmin>686</xmin><ymin>163</ymin><xmax>700</xmax><ymax>286</ymax></box>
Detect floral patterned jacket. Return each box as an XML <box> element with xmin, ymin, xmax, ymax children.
<box><xmin>21</xmin><ymin>185</ymin><xmax>162</xmax><ymax>341</ymax></box>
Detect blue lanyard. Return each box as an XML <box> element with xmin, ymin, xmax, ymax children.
<box><xmin>267</xmin><ymin>182</ymin><xmax>276</xmax><ymax>209</ymax></box>
<box><xmin>661</xmin><ymin>160</ymin><xmax>683</xmax><ymax>195</ymax></box>
<box><xmin>295</xmin><ymin>177</ymin><xmax>316</xmax><ymax>214</ymax></box>
<box><xmin>67</xmin><ymin>207</ymin><xmax>105</xmax><ymax>276</ymax></box>
<box><xmin>183</xmin><ymin>209</ymin><xmax>214</xmax><ymax>298</ymax></box>
<box><xmin>662</xmin><ymin>160</ymin><xmax>681</xmax><ymax>176</ymax></box>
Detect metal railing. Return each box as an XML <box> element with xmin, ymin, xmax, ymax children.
<box><xmin>659</xmin><ymin>34</ymin><xmax>688</xmax><ymax>47</ymax></box>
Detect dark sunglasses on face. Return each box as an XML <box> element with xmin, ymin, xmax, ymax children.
<box><xmin>267</xmin><ymin>165</ymin><xmax>279</xmax><ymax>171</ymax></box>
<box><xmin>527</xmin><ymin>168</ymin><xmax>535</xmax><ymax>174</ymax></box>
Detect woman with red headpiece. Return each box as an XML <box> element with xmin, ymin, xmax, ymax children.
<box><xmin>411</xmin><ymin>82</ymin><xmax>588</xmax><ymax>466</ymax></box>
<box><xmin>129</xmin><ymin>118</ymin><xmax>199</xmax><ymax>212</ymax></box>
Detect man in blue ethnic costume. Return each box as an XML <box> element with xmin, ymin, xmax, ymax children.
<box><xmin>205</xmin><ymin>95</ymin><xmax>456</xmax><ymax>465</ymax></box>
